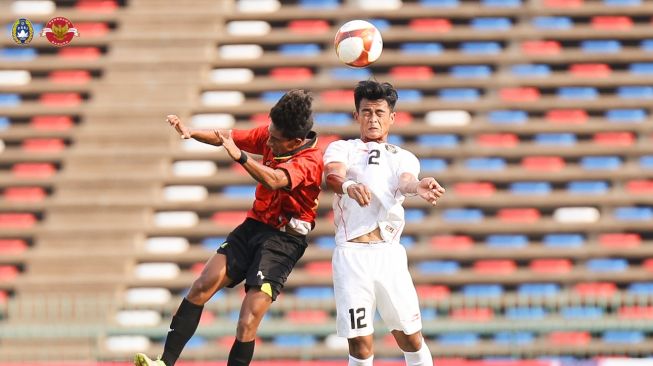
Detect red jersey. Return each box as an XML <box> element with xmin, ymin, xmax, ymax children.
<box><xmin>231</xmin><ymin>125</ymin><xmax>323</xmax><ymax>229</ymax></box>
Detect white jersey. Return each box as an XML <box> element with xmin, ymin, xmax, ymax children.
<box><xmin>323</xmin><ymin>139</ymin><xmax>420</xmax><ymax>245</ymax></box>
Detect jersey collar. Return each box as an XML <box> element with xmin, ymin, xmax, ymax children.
<box><xmin>273</xmin><ymin>131</ymin><xmax>318</xmax><ymax>160</ymax></box>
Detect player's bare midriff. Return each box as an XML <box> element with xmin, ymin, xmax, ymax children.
<box><xmin>350</xmin><ymin>227</ymin><xmax>383</xmax><ymax>243</ymax></box>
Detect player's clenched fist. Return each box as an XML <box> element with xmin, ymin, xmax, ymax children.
<box><xmin>346</xmin><ymin>182</ymin><xmax>372</xmax><ymax>207</ymax></box>
<box><xmin>167</xmin><ymin>114</ymin><xmax>191</xmax><ymax>139</ymax></box>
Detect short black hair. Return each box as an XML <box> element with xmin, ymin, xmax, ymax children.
<box><xmin>354</xmin><ymin>80</ymin><xmax>398</xmax><ymax>112</ymax></box>
<box><xmin>269</xmin><ymin>89</ymin><xmax>313</xmax><ymax>139</ymax></box>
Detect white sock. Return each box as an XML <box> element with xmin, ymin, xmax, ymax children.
<box><xmin>403</xmin><ymin>339</ymin><xmax>433</xmax><ymax>366</ymax></box>
<box><xmin>349</xmin><ymin>354</ymin><xmax>374</xmax><ymax>366</ymax></box>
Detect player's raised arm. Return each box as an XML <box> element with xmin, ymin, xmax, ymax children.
<box><xmin>398</xmin><ymin>173</ymin><xmax>445</xmax><ymax>206</ymax></box>
<box><xmin>166</xmin><ymin>114</ymin><xmax>225</xmax><ymax>146</ymax></box>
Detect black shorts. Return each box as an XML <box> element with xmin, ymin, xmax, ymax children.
<box><xmin>216</xmin><ymin>218</ymin><xmax>308</xmax><ymax>301</ymax></box>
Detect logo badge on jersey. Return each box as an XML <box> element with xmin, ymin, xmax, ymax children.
<box><xmin>385</xmin><ymin>144</ymin><xmax>398</xmax><ymax>154</ymax></box>
<box><xmin>11</xmin><ymin>19</ymin><xmax>34</xmax><ymax>45</ymax></box>
<box><xmin>41</xmin><ymin>17</ymin><xmax>79</xmax><ymax>47</ymax></box>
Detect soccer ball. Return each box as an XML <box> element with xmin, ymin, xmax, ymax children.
<box><xmin>334</xmin><ymin>20</ymin><xmax>383</xmax><ymax>68</ymax></box>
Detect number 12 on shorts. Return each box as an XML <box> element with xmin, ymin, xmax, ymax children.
<box><xmin>348</xmin><ymin>307</ymin><xmax>367</xmax><ymax>329</ymax></box>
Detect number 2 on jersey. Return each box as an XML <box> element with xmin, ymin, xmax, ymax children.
<box><xmin>368</xmin><ymin>149</ymin><xmax>380</xmax><ymax>165</ymax></box>
<box><xmin>349</xmin><ymin>307</ymin><xmax>367</xmax><ymax>329</ymax></box>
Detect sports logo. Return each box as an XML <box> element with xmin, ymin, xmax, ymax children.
<box><xmin>40</xmin><ymin>17</ymin><xmax>79</xmax><ymax>47</ymax></box>
<box><xmin>385</xmin><ymin>144</ymin><xmax>398</xmax><ymax>154</ymax></box>
<box><xmin>11</xmin><ymin>18</ymin><xmax>34</xmax><ymax>45</ymax></box>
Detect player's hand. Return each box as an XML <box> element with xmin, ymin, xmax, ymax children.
<box><xmin>215</xmin><ymin>130</ymin><xmax>241</xmax><ymax>161</ymax></box>
<box><xmin>167</xmin><ymin>115</ymin><xmax>191</xmax><ymax>139</ymax></box>
<box><xmin>417</xmin><ymin>177</ymin><xmax>445</xmax><ymax>206</ymax></box>
<box><xmin>347</xmin><ymin>183</ymin><xmax>372</xmax><ymax>207</ymax></box>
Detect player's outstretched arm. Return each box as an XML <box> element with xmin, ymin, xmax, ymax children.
<box><xmin>325</xmin><ymin>162</ymin><xmax>371</xmax><ymax>206</ymax></box>
<box><xmin>399</xmin><ymin>173</ymin><xmax>445</xmax><ymax>206</ymax></box>
<box><xmin>166</xmin><ymin>114</ymin><xmax>225</xmax><ymax>146</ymax></box>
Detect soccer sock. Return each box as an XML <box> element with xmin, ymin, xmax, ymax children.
<box><xmin>161</xmin><ymin>298</ymin><xmax>204</xmax><ymax>366</ymax></box>
<box><xmin>403</xmin><ymin>339</ymin><xmax>433</xmax><ymax>366</ymax></box>
<box><xmin>227</xmin><ymin>339</ymin><xmax>255</xmax><ymax>366</ymax></box>
<box><xmin>348</xmin><ymin>355</ymin><xmax>374</xmax><ymax>366</ymax></box>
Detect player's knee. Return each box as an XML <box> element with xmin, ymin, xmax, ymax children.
<box><xmin>348</xmin><ymin>337</ymin><xmax>373</xmax><ymax>359</ymax></box>
<box><xmin>395</xmin><ymin>331</ymin><xmax>423</xmax><ymax>352</ymax></box>
<box><xmin>187</xmin><ymin>276</ymin><xmax>215</xmax><ymax>304</ymax></box>
<box><xmin>236</xmin><ymin>316</ymin><xmax>259</xmax><ymax>340</ymax></box>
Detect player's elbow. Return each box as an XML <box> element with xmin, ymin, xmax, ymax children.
<box><xmin>262</xmin><ymin>175</ymin><xmax>288</xmax><ymax>191</ymax></box>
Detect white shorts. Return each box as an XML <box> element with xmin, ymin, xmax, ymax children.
<box><xmin>332</xmin><ymin>241</ymin><xmax>422</xmax><ymax>338</ymax></box>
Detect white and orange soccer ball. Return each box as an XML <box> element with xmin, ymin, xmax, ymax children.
<box><xmin>334</xmin><ymin>20</ymin><xmax>383</xmax><ymax>68</ymax></box>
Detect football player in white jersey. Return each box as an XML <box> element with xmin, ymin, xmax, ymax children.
<box><xmin>324</xmin><ymin>80</ymin><xmax>445</xmax><ymax>366</ymax></box>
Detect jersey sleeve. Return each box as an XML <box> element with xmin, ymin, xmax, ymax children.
<box><xmin>275</xmin><ymin>152</ymin><xmax>322</xmax><ymax>191</ymax></box>
<box><xmin>397</xmin><ymin>149</ymin><xmax>420</xmax><ymax>178</ymax></box>
<box><xmin>323</xmin><ymin>140</ymin><xmax>351</xmax><ymax>166</ymax></box>
<box><xmin>231</xmin><ymin>125</ymin><xmax>269</xmax><ymax>155</ymax></box>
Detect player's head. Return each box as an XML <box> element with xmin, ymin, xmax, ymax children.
<box><xmin>353</xmin><ymin>80</ymin><xmax>397</xmax><ymax>143</ymax></box>
<box><xmin>268</xmin><ymin>89</ymin><xmax>314</xmax><ymax>155</ymax></box>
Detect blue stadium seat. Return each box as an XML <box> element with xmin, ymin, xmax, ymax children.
<box><xmin>397</xmin><ymin>89</ymin><xmax>423</xmax><ymax>102</ymax></box>
<box><xmin>0</xmin><ymin>94</ymin><xmax>20</xmax><ymax>106</ymax></box>
<box><xmin>202</xmin><ymin>237</ymin><xmax>227</xmax><ymax>250</ymax></box>
<box><xmin>510</xmin><ymin>182</ymin><xmax>552</xmax><ymax>195</ymax></box>
<box><xmin>278</xmin><ymin>44</ymin><xmax>321</xmax><ymax>56</ymax></box>
<box><xmin>420</xmin><ymin>0</ymin><xmax>460</xmax><ymax>6</ymax></box>
<box><xmin>470</xmin><ymin>18</ymin><xmax>512</xmax><ymax>30</ymax></box>
<box><xmin>420</xmin><ymin>158</ymin><xmax>448</xmax><ymax>171</ymax></box>
<box><xmin>315</xmin><ymin>236</ymin><xmax>336</xmax><ymax>249</ymax></box>
<box><xmin>438</xmin><ymin>88</ymin><xmax>480</xmax><ymax>101</ymax></box>
<box><xmin>604</xmin><ymin>0</ymin><xmax>640</xmax><ymax>5</ymax></box>
<box><xmin>561</xmin><ymin>306</ymin><xmax>604</xmax><ymax>319</ymax></box>
<box><xmin>438</xmin><ymin>333</ymin><xmax>479</xmax><ymax>345</ymax></box>
<box><xmin>482</xmin><ymin>0</ymin><xmax>520</xmax><ymax>7</ymax></box>
<box><xmin>517</xmin><ymin>283</ymin><xmax>560</xmax><ymax>296</ymax></box>
<box><xmin>421</xmin><ymin>308</ymin><xmax>437</xmax><ymax>320</ymax></box>
<box><xmin>366</xmin><ymin>19</ymin><xmax>391</xmax><ymax>31</ymax></box>
<box><xmin>617</xmin><ymin>86</ymin><xmax>653</xmax><ymax>99</ymax></box>
<box><xmin>614</xmin><ymin>207</ymin><xmax>653</xmax><ymax>221</ymax></box>
<box><xmin>461</xmin><ymin>42</ymin><xmax>501</xmax><ymax>54</ymax></box>
<box><xmin>295</xmin><ymin>287</ymin><xmax>334</xmax><ymax>299</ymax></box>
<box><xmin>557</xmin><ymin>87</ymin><xmax>598</xmax><ymax>100</ymax></box>
<box><xmin>463</xmin><ymin>284</ymin><xmax>503</xmax><ymax>297</ymax></box>
<box><xmin>505</xmin><ymin>306</ymin><xmax>547</xmax><ymax>320</ymax></box>
<box><xmin>487</xmin><ymin>110</ymin><xmax>528</xmax><ymax>124</ymax></box>
<box><xmin>465</xmin><ymin>157</ymin><xmax>506</xmax><ymax>171</ymax></box>
<box><xmin>628</xmin><ymin>282</ymin><xmax>653</xmax><ymax>295</ymax></box>
<box><xmin>532</xmin><ymin>16</ymin><xmax>573</xmax><ymax>30</ymax></box>
<box><xmin>629</xmin><ymin>63</ymin><xmax>653</xmax><ymax>75</ymax></box>
<box><xmin>274</xmin><ymin>334</ymin><xmax>318</xmax><ymax>347</ymax></box>
<box><xmin>223</xmin><ymin>185</ymin><xmax>257</xmax><ymax>198</ymax></box>
<box><xmin>450</xmin><ymin>65</ymin><xmax>492</xmax><ymax>78</ymax></box>
<box><xmin>400</xmin><ymin>43</ymin><xmax>443</xmax><ymax>55</ymax></box>
<box><xmin>510</xmin><ymin>64</ymin><xmax>551</xmax><ymax>77</ymax></box>
<box><xmin>580</xmin><ymin>156</ymin><xmax>622</xmax><ymax>170</ymax></box>
<box><xmin>543</xmin><ymin>234</ymin><xmax>585</xmax><ymax>248</ymax></box>
<box><xmin>602</xmin><ymin>331</ymin><xmax>644</xmax><ymax>344</ymax></box>
<box><xmin>417</xmin><ymin>260</ymin><xmax>460</xmax><ymax>274</ymax></box>
<box><xmin>405</xmin><ymin>209</ymin><xmax>426</xmax><ymax>222</ymax></box>
<box><xmin>387</xmin><ymin>134</ymin><xmax>404</xmax><ymax>145</ymax></box>
<box><xmin>486</xmin><ymin>234</ymin><xmax>528</xmax><ymax>248</ymax></box>
<box><xmin>417</xmin><ymin>134</ymin><xmax>459</xmax><ymax>148</ymax></box>
<box><xmin>314</xmin><ymin>113</ymin><xmax>351</xmax><ymax>126</ymax></box>
<box><xmin>0</xmin><ymin>47</ymin><xmax>37</xmax><ymax>60</ymax></box>
<box><xmin>186</xmin><ymin>336</ymin><xmax>207</xmax><ymax>349</ymax></box>
<box><xmin>641</xmin><ymin>40</ymin><xmax>653</xmax><ymax>52</ymax></box>
<box><xmin>494</xmin><ymin>332</ymin><xmax>535</xmax><ymax>345</ymax></box>
<box><xmin>640</xmin><ymin>156</ymin><xmax>653</xmax><ymax>169</ymax></box>
<box><xmin>330</xmin><ymin>67</ymin><xmax>371</xmax><ymax>80</ymax></box>
<box><xmin>442</xmin><ymin>209</ymin><xmax>484</xmax><ymax>222</ymax></box>
<box><xmin>535</xmin><ymin>133</ymin><xmax>577</xmax><ymax>146</ymax></box>
<box><xmin>605</xmin><ymin>109</ymin><xmax>646</xmax><ymax>123</ymax></box>
<box><xmin>299</xmin><ymin>0</ymin><xmax>339</xmax><ymax>9</ymax></box>
<box><xmin>0</xmin><ymin>117</ymin><xmax>9</xmax><ymax>130</ymax></box>
<box><xmin>402</xmin><ymin>236</ymin><xmax>416</xmax><ymax>248</ymax></box>
<box><xmin>587</xmin><ymin>258</ymin><xmax>628</xmax><ymax>272</ymax></box>
<box><xmin>567</xmin><ymin>181</ymin><xmax>609</xmax><ymax>195</ymax></box>
<box><xmin>261</xmin><ymin>91</ymin><xmax>286</xmax><ymax>103</ymax></box>
<box><xmin>581</xmin><ymin>40</ymin><xmax>621</xmax><ymax>53</ymax></box>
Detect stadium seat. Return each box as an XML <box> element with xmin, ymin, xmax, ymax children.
<box><xmin>400</xmin><ymin>42</ymin><xmax>443</xmax><ymax>54</ymax></box>
<box><xmin>76</xmin><ymin>0</ymin><xmax>118</xmax><ymax>12</ymax></box>
<box><xmin>0</xmin><ymin>70</ymin><xmax>30</xmax><ymax>85</ymax></box>
<box><xmin>279</xmin><ymin>43</ymin><xmax>322</xmax><ymax>56</ymax></box>
<box><xmin>314</xmin><ymin>113</ymin><xmax>351</xmax><ymax>126</ymax></box>
<box><xmin>0</xmin><ymin>94</ymin><xmax>20</xmax><ymax>106</ymax></box>
<box><xmin>39</xmin><ymin>93</ymin><xmax>82</xmax><ymax>106</ymax></box>
<box><xmin>598</xmin><ymin>233</ymin><xmax>641</xmax><ymax>248</ymax></box>
<box><xmin>420</xmin><ymin>0</ymin><xmax>460</xmax><ymax>6</ymax></box>
<box><xmin>533</xmin><ymin>16</ymin><xmax>573</xmax><ymax>29</ymax></box>
<box><xmin>626</xmin><ymin>180</ymin><xmax>653</xmax><ymax>194</ymax></box>
<box><xmin>219</xmin><ymin>45</ymin><xmax>262</xmax><ymax>60</ymax></box>
<box><xmin>614</xmin><ymin>207</ymin><xmax>653</xmax><ymax>221</ymax></box>
<box><xmin>606</xmin><ymin>109</ymin><xmax>646</xmax><ymax>123</ymax></box>
<box><xmin>115</xmin><ymin>310</ymin><xmax>161</xmax><ymax>327</ymax></box>
<box><xmin>145</xmin><ymin>237</ymin><xmax>189</xmax><ymax>254</ymax></box>
<box><xmin>494</xmin><ymin>332</ymin><xmax>535</xmax><ymax>345</ymax></box>
<box><xmin>288</xmin><ymin>20</ymin><xmax>330</xmax><ymax>34</ymax></box>
<box><xmin>629</xmin><ymin>63</ymin><xmax>653</xmax><ymax>75</ymax></box>
<box><xmin>304</xmin><ymin>261</ymin><xmax>332</xmax><ymax>276</ymax></box>
<box><xmin>574</xmin><ymin>282</ymin><xmax>617</xmax><ymax>296</ymax></box>
<box><xmin>299</xmin><ymin>0</ymin><xmax>339</xmax><ymax>9</ymax></box>
<box><xmin>439</xmin><ymin>88</ymin><xmax>479</xmax><ymax>101</ymax></box>
<box><xmin>454</xmin><ymin>182</ymin><xmax>496</xmax><ymax>197</ymax></box>
<box><xmin>476</xmin><ymin>133</ymin><xmax>519</xmax><ymax>147</ymax></box>
<box><xmin>521</xmin><ymin>40</ymin><xmax>561</xmax><ymax>55</ymax></box>
<box><xmin>603</xmin><ymin>331</ymin><xmax>644</xmax><ymax>344</ymax></box>
<box><xmin>320</xmin><ymin>90</ymin><xmax>354</xmax><ymax>104</ymax></box>
<box><xmin>618</xmin><ymin>86</ymin><xmax>653</xmax><ymax>99</ymax></box>
<box><xmin>105</xmin><ymin>336</ymin><xmax>150</xmax><ymax>352</ymax></box>
<box><xmin>417</xmin><ymin>134</ymin><xmax>459</xmax><ymax>148</ymax></box>
<box><xmin>546</xmin><ymin>109</ymin><xmax>588</xmax><ymax>124</ymax></box>
<box><xmin>210</xmin><ymin>68</ymin><xmax>254</xmax><ymax>84</ymax></box>
<box><xmin>548</xmin><ymin>332</ymin><xmax>591</xmax><ymax>346</ymax></box>
<box><xmin>397</xmin><ymin>89</ymin><xmax>424</xmax><ymax>102</ymax></box>
<box><xmin>431</xmin><ymin>235</ymin><xmax>474</xmax><ymax>250</ymax></box>
<box><xmin>295</xmin><ymin>287</ymin><xmax>334</xmax><ymax>299</ymax></box>
<box><xmin>511</xmin><ymin>64</ymin><xmax>551</xmax><ymax>77</ymax></box>
<box><xmin>553</xmin><ymin>207</ymin><xmax>600</xmax><ymax>223</ymax></box>
<box><xmin>581</xmin><ymin>40</ymin><xmax>621</xmax><ymax>53</ymax></box>
<box><xmin>286</xmin><ymin>310</ymin><xmax>329</xmax><ymax>324</ymax></box>
<box><xmin>134</xmin><ymin>263</ymin><xmax>180</xmax><ymax>279</ymax></box>
<box><xmin>408</xmin><ymin>19</ymin><xmax>452</xmax><ymax>32</ymax></box>
<box><xmin>163</xmin><ymin>186</ymin><xmax>208</xmax><ymax>202</ymax></box>
<box><xmin>486</xmin><ymin>234</ymin><xmax>528</xmax><ymax>248</ymax></box>
<box><xmin>451</xmin><ymin>308</ymin><xmax>494</xmax><ymax>321</ymax></box>
<box><xmin>561</xmin><ymin>306</ymin><xmax>604</xmax><ymax>319</ymax></box>
<box><xmin>420</xmin><ymin>158</ymin><xmax>448</xmax><ymax>171</ymax></box>
<box><xmin>641</xmin><ymin>156</ymin><xmax>653</xmax><ymax>169</ymax></box>
<box><xmin>587</xmin><ymin>258</ymin><xmax>628</xmax><ymax>272</ymax></box>
<box><xmin>521</xmin><ymin>156</ymin><xmax>565</xmax><ymax>171</ymax></box>
<box><xmin>505</xmin><ymin>306</ymin><xmax>547</xmax><ymax>320</ymax></box>
<box><xmin>535</xmin><ymin>133</ymin><xmax>576</xmax><ymax>146</ymax></box>
<box><xmin>74</xmin><ymin>22</ymin><xmax>110</xmax><ymax>37</ymax></box>
<box><xmin>0</xmin><ymin>47</ymin><xmax>37</xmax><ymax>60</ymax></box>
<box><xmin>58</xmin><ymin>47</ymin><xmax>101</xmax><ymax>59</ymax></box>
<box><xmin>500</xmin><ymin>87</ymin><xmax>540</xmax><ymax>102</ymax></box>
<box><xmin>543</xmin><ymin>234</ymin><xmax>585</xmax><ymax>248</ymax></box>
<box><xmin>604</xmin><ymin>0</ymin><xmax>639</xmax><ymax>4</ymax></box>
<box><xmin>223</xmin><ymin>185</ymin><xmax>256</xmax><ymax>198</ymax></box>
<box><xmin>30</xmin><ymin>116</ymin><xmax>73</xmax><ymax>130</ymax></box>
<box><xmin>269</xmin><ymin>67</ymin><xmax>313</xmax><ymax>81</ymax></box>
<box><xmin>124</xmin><ymin>288</ymin><xmax>171</xmax><ymax>305</ymax></box>
<box><xmin>390</xmin><ymin>66</ymin><xmax>433</xmax><ymax>80</ymax></box>
<box><xmin>518</xmin><ymin>283</ymin><xmax>560</xmax><ymax>297</ymax></box>
<box><xmin>569</xmin><ymin>64</ymin><xmax>611</xmax><ymax>78</ymax></box>
<box><xmin>12</xmin><ymin>163</ymin><xmax>56</xmax><ymax>178</ymax></box>
<box><xmin>417</xmin><ymin>260</ymin><xmax>460</xmax><ymax>274</ymax></box>
<box><xmin>450</xmin><ymin>65</ymin><xmax>492</xmax><ymax>78</ymax></box>
<box><xmin>442</xmin><ymin>208</ymin><xmax>484</xmax><ymax>222</ymax></box>
<box><xmin>3</xmin><ymin>187</ymin><xmax>46</xmax><ymax>202</ymax></box>
<box><xmin>530</xmin><ymin>259</ymin><xmax>572</xmax><ymax>274</ymax></box>
<box><xmin>580</xmin><ymin>156</ymin><xmax>622</xmax><ymax>170</ymax></box>
<box><xmin>330</xmin><ymin>67</ymin><xmax>371</xmax><ymax>80</ymax></box>
<box><xmin>593</xmin><ymin>132</ymin><xmax>634</xmax><ymax>146</ymax></box>
<box><xmin>172</xmin><ymin>161</ymin><xmax>216</xmax><ymax>177</ymax></box>
<box><xmin>482</xmin><ymin>0</ymin><xmax>520</xmax><ymax>6</ymax></box>
<box><xmin>191</xmin><ymin>114</ymin><xmax>235</xmax><ymax>129</ymax></box>
<box><xmin>471</xmin><ymin>18</ymin><xmax>512</xmax><ymax>30</ymax></box>
<box><xmin>202</xmin><ymin>91</ymin><xmax>244</xmax><ymax>106</ymax></box>
<box><xmin>48</xmin><ymin>70</ymin><xmax>91</xmax><ymax>84</ymax></box>
<box><xmin>558</xmin><ymin>87</ymin><xmax>598</xmax><ymax>100</ymax></box>
<box><xmin>236</xmin><ymin>0</ymin><xmax>280</xmax><ymax>12</ymax></box>
<box><xmin>437</xmin><ymin>333</ymin><xmax>479</xmax><ymax>346</ymax></box>
<box><xmin>461</xmin><ymin>42</ymin><xmax>501</xmax><ymax>54</ymax></box>
<box><xmin>154</xmin><ymin>212</ymin><xmax>198</xmax><ymax>228</ymax></box>
<box><xmin>498</xmin><ymin>208</ymin><xmax>541</xmax><ymax>223</ymax></box>
<box><xmin>473</xmin><ymin>260</ymin><xmax>516</xmax><ymax>275</ymax></box>
<box><xmin>591</xmin><ymin>16</ymin><xmax>633</xmax><ymax>30</ymax></box>
<box><xmin>619</xmin><ymin>306</ymin><xmax>653</xmax><ymax>319</ymax></box>
<box><xmin>465</xmin><ymin>157</ymin><xmax>506</xmax><ymax>171</ymax></box>
<box><xmin>212</xmin><ymin>211</ymin><xmax>248</xmax><ymax>226</ymax></box>
<box><xmin>567</xmin><ymin>181</ymin><xmax>609</xmax><ymax>195</ymax></box>
<box><xmin>424</xmin><ymin>110</ymin><xmax>469</xmax><ymax>126</ymax></box>
<box><xmin>487</xmin><ymin>110</ymin><xmax>528</xmax><ymax>124</ymax></box>
<box><xmin>0</xmin><ymin>213</ymin><xmax>36</xmax><ymax>228</ymax></box>
<box><xmin>0</xmin><ymin>239</ymin><xmax>28</xmax><ymax>253</ymax></box>
<box><xmin>22</xmin><ymin>138</ymin><xmax>65</xmax><ymax>152</ymax></box>
<box><xmin>415</xmin><ymin>285</ymin><xmax>450</xmax><ymax>300</ymax></box>
<box><xmin>462</xmin><ymin>284</ymin><xmax>503</xmax><ymax>297</ymax></box>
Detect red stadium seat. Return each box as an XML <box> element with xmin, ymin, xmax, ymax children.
<box><xmin>548</xmin><ymin>331</ymin><xmax>591</xmax><ymax>346</ymax></box>
<box><xmin>529</xmin><ymin>259</ymin><xmax>572</xmax><ymax>274</ymax></box>
<box><xmin>320</xmin><ymin>90</ymin><xmax>354</xmax><ymax>104</ymax></box>
<box><xmin>598</xmin><ymin>233</ymin><xmax>641</xmax><ymax>248</ymax></box>
<box><xmin>58</xmin><ymin>47</ymin><xmax>101</xmax><ymax>60</ymax></box>
<box><xmin>626</xmin><ymin>180</ymin><xmax>653</xmax><ymax>194</ymax></box>
<box><xmin>453</xmin><ymin>182</ymin><xmax>496</xmax><ymax>197</ymax></box>
<box><xmin>569</xmin><ymin>64</ymin><xmax>611</xmax><ymax>78</ymax></box>
<box><xmin>499</xmin><ymin>87</ymin><xmax>540</xmax><ymax>102</ymax></box>
<box><xmin>211</xmin><ymin>211</ymin><xmax>248</xmax><ymax>226</ymax></box>
<box><xmin>74</xmin><ymin>22</ymin><xmax>110</xmax><ymax>37</ymax></box>
<box><xmin>619</xmin><ymin>306</ymin><xmax>653</xmax><ymax>320</ymax></box>
<box><xmin>450</xmin><ymin>308</ymin><xmax>494</xmax><ymax>322</ymax></box>
<box><xmin>316</xmin><ymin>134</ymin><xmax>341</xmax><ymax>154</ymax></box>
<box><xmin>409</xmin><ymin>19</ymin><xmax>452</xmax><ymax>33</ymax></box>
<box><xmin>286</xmin><ymin>310</ymin><xmax>329</xmax><ymax>324</ymax></box>
<box><xmin>473</xmin><ymin>260</ymin><xmax>516</xmax><ymax>275</ymax></box>
<box><xmin>546</xmin><ymin>109</ymin><xmax>588</xmax><ymax>124</ymax></box>
<box><xmin>22</xmin><ymin>138</ymin><xmax>65</xmax><ymax>152</ymax></box>
<box><xmin>49</xmin><ymin>70</ymin><xmax>91</xmax><ymax>84</ymax></box>
<box><xmin>12</xmin><ymin>163</ymin><xmax>56</xmax><ymax>178</ymax></box>
<box><xmin>191</xmin><ymin>262</ymin><xmax>204</xmax><ymax>275</ymax></box>
<box><xmin>250</xmin><ymin>113</ymin><xmax>269</xmax><ymax>126</ymax></box>
<box><xmin>288</xmin><ymin>20</ymin><xmax>330</xmax><ymax>34</ymax></box>
<box><xmin>39</xmin><ymin>93</ymin><xmax>82</xmax><ymax>106</ymax></box>
<box><xmin>430</xmin><ymin>235</ymin><xmax>473</xmax><ymax>250</ymax></box>
<box><xmin>269</xmin><ymin>67</ymin><xmax>313</xmax><ymax>81</ymax></box>
<box><xmin>593</xmin><ymin>132</ymin><xmax>635</xmax><ymax>146</ymax></box>
<box><xmin>521</xmin><ymin>156</ymin><xmax>565</xmax><ymax>171</ymax></box>
<box><xmin>415</xmin><ymin>285</ymin><xmax>450</xmax><ymax>300</ymax></box>
<box><xmin>574</xmin><ymin>282</ymin><xmax>617</xmax><ymax>297</ymax></box>
<box><xmin>0</xmin><ymin>266</ymin><xmax>19</xmax><ymax>280</ymax></box>
<box><xmin>0</xmin><ymin>213</ymin><xmax>36</xmax><ymax>228</ymax></box>
<box><xmin>544</xmin><ymin>0</ymin><xmax>583</xmax><ymax>7</ymax></box>
<box><xmin>394</xmin><ymin>112</ymin><xmax>413</xmax><ymax>125</ymax></box>
<box><xmin>76</xmin><ymin>0</ymin><xmax>118</xmax><ymax>12</ymax></box>
<box><xmin>199</xmin><ymin>310</ymin><xmax>215</xmax><ymax>325</ymax></box>
<box><xmin>591</xmin><ymin>16</ymin><xmax>633</xmax><ymax>31</ymax></box>
<box><xmin>390</xmin><ymin>66</ymin><xmax>434</xmax><ymax>80</ymax></box>
<box><xmin>497</xmin><ymin>208</ymin><xmax>540</xmax><ymax>223</ymax></box>
<box><xmin>304</xmin><ymin>261</ymin><xmax>332</xmax><ymax>276</ymax></box>
<box><xmin>3</xmin><ymin>187</ymin><xmax>46</xmax><ymax>202</ymax></box>
<box><xmin>30</xmin><ymin>116</ymin><xmax>73</xmax><ymax>130</ymax></box>
<box><xmin>521</xmin><ymin>41</ymin><xmax>561</xmax><ymax>55</ymax></box>
<box><xmin>0</xmin><ymin>291</ymin><xmax>6</xmax><ymax>305</ymax></box>
<box><xmin>0</xmin><ymin>239</ymin><xmax>28</xmax><ymax>253</ymax></box>
<box><xmin>642</xmin><ymin>258</ymin><xmax>653</xmax><ymax>272</ymax></box>
<box><xmin>476</xmin><ymin>133</ymin><xmax>519</xmax><ymax>147</ymax></box>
